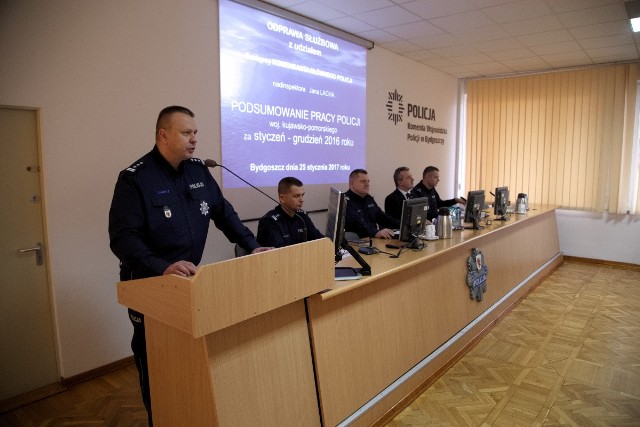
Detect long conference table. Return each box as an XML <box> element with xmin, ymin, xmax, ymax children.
<box><xmin>118</xmin><ymin>205</ymin><xmax>562</xmax><ymax>426</ymax></box>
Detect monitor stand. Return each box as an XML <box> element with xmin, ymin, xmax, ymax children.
<box><xmin>494</xmin><ymin>211</ymin><xmax>509</xmax><ymax>221</ymax></box>
<box><xmin>404</xmin><ymin>236</ymin><xmax>424</xmax><ymax>250</ymax></box>
<box><xmin>334</xmin><ymin>239</ymin><xmax>371</xmax><ymax>280</ymax></box>
<box><xmin>464</xmin><ymin>215</ymin><xmax>484</xmax><ymax>230</ymax></box>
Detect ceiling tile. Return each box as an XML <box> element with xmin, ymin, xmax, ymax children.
<box><xmin>423</xmin><ymin>57</ymin><xmax>458</xmax><ymax>67</ymax></box>
<box><xmin>402</xmin><ymin>0</ymin><xmax>478</xmax><ymax>20</ymax></box>
<box><xmin>431</xmin><ymin>44</ymin><xmax>482</xmax><ymax>57</ymax></box>
<box><xmin>466</xmin><ymin>62</ymin><xmax>515</xmax><ymax>75</ymax></box>
<box><xmin>540</xmin><ymin>50</ymin><xmax>591</xmax><ymax>64</ymax></box>
<box><xmin>578</xmin><ymin>33</ymin><xmax>635</xmax><ymax>50</ymax></box>
<box><xmin>569</xmin><ymin>21</ymin><xmax>630</xmax><ymax>39</ymax></box>
<box><xmin>586</xmin><ymin>43</ymin><xmax>638</xmax><ymax>58</ymax></box>
<box><xmin>356</xmin><ymin>28</ymin><xmax>401</xmax><ymax>43</ymax></box>
<box><xmin>588</xmin><ymin>52</ymin><xmax>639</xmax><ymax>63</ymax></box>
<box><xmin>517</xmin><ymin>29</ymin><xmax>575</xmax><ymax>47</ymax></box>
<box><xmin>437</xmin><ymin>64</ymin><xmax>480</xmax><ymax>77</ymax></box>
<box><xmin>327</xmin><ymin>16</ymin><xmax>376</xmax><ymax>33</ymax></box>
<box><xmin>429</xmin><ymin>10</ymin><xmax>495</xmax><ymax>31</ymax></box>
<box><xmin>470</xmin><ymin>0</ymin><xmax>516</xmax><ymax>8</ymax></box>
<box><xmin>264</xmin><ymin>0</ymin><xmax>309</xmax><ymax>8</ymax></box>
<box><xmin>384</xmin><ymin>20</ymin><xmax>444</xmax><ymax>38</ymax></box>
<box><xmin>529</xmin><ymin>40</ymin><xmax>583</xmax><ymax>56</ymax></box>
<box><xmin>502</xmin><ymin>14</ymin><xmax>565</xmax><ymax>36</ymax></box>
<box><xmin>259</xmin><ymin>0</ymin><xmax>639</xmax><ymax>79</ymax></box>
<box><xmin>547</xmin><ymin>0</ymin><xmax>619</xmax><ymax>13</ymax></box>
<box><xmin>316</xmin><ymin>0</ymin><xmax>395</xmax><ymax>14</ymax></box>
<box><xmin>355</xmin><ymin>5</ymin><xmax>423</xmax><ymax>26</ymax></box>
<box><xmin>500</xmin><ymin>56</ymin><xmax>551</xmax><ymax>71</ymax></box>
<box><xmin>379</xmin><ymin>39</ymin><xmax>424</xmax><ymax>53</ymax></box>
<box><xmin>410</xmin><ymin>49</ymin><xmax>446</xmax><ymax>60</ymax></box>
<box><xmin>286</xmin><ymin>1</ymin><xmax>346</xmax><ymax>20</ymax></box>
<box><xmin>410</xmin><ymin>33</ymin><xmax>462</xmax><ymax>49</ymax></box>
<box><xmin>488</xmin><ymin>47</ymin><xmax>537</xmax><ymax>60</ymax></box>
<box><xmin>482</xmin><ymin>0</ymin><xmax>554</xmax><ymax>24</ymax></box>
<box><xmin>472</xmin><ymin>37</ymin><xmax>525</xmax><ymax>52</ymax></box>
<box><xmin>557</xmin><ymin>3</ymin><xmax>627</xmax><ymax>27</ymax></box>
<box><xmin>454</xmin><ymin>25</ymin><xmax>512</xmax><ymax>42</ymax></box>
<box><xmin>448</xmin><ymin>52</ymin><xmax>496</xmax><ymax>65</ymax></box>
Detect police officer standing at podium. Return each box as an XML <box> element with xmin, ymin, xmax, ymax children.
<box><xmin>109</xmin><ymin>106</ymin><xmax>269</xmax><ymax>425</ymax></box>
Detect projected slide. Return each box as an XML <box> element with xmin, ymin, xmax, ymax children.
<box><xmin>219</xmin><ymin>0</ymin><xmax>367</xmax><ymax>189</ymax></box>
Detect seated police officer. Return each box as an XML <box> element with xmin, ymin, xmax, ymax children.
<box><xmin>257</xmin><ymin>177</ymin><xmax>324</xmax><ymax>247</ymax></box>
<box><xmin>345</xmin><ymin>169</ymin><xmax>400</xmax><ymax>239</ymax></box>
<box><xmin>412</xmin><ymin>165</ymin><xmax>465</xmax><ymax>222</ymax></box>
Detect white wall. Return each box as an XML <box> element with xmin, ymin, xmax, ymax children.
<box><xmin>364</xmin><ymin>47</ymin><xmax>459</xmax><ymax>203</ymax></box>
<box><xmin>0</xmin><ymin>0</ymin><xmax>458</xmax><ymax>377</ymax></box>
<box><xmin>556</xmin><ymin>210</ymin><xmax>640</xmax><ymax>265</ymax></box>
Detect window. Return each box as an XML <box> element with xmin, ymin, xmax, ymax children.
<box><xmin>461</xmin><ymin>63</ymin><xmax>639</xmax><ymax>215</ymax></box>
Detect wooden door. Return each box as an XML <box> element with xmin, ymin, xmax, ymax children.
<box><xmin>0</xmin><ymin>107</ymin><xmax>58</xmax><ymax>401</ymax></box>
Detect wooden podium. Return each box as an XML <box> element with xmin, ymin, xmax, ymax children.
<box><xmin>117</xmin><ymin>238</ymin><xmax>334</xmax><ymax>427</ymax></box>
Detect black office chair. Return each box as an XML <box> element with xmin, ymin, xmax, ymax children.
<box><xmin>344</xmin><ymin>232</ymin><xmax>361</xmax><ymax>243</ymax></box>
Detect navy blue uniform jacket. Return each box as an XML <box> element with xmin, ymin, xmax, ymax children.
<box><xmin>109</xmin><ymin>146</ymin><xmax>258</xmax><ymax>280</ymax></box>
<box><xmin>344</xmin><ymin>190</ymin><xmax>400</xmax><ymax>238</ymax></box>
<box><xmin>257</xmin><ymin>205</ymin><xmax>324</xmax><ymax>248</ymax></box>
<box><xmin>411</xmin><ymin>181</ymin><xmax>457</xmax><ymax>221</ymax></box>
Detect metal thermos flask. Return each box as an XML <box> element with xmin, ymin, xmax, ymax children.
<box><xmin>436</xmin><ymin>208</ymin><xmax>452</xmax><ymax>239</ymax></box>
<box><xmin>516</xmin><ymin>193</ymin><xmax>528</xmax><ymax>214</ymax></box>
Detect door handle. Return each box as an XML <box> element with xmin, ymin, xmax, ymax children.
<box><xmin>18</xmin><ymin>242</ymin><xmax>44</xmax><ymax>266</ymax></box>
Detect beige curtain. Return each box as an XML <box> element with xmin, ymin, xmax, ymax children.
<box><xmin>465</xmin><ymin>63</ymin><xmax>638</xmax><ymax>214</ymax></box>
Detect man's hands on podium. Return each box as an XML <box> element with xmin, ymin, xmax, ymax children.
<box><xmin>164</xmin><ymin>260</ymin><xmax>198</xmax><ymax>277</ymax></box>
<box><xmin>164</xmin><ymin>247</ymin><xmax>274</xmax><ymax>277</ymax></box>
<box><xmin>252</xmin><ymin>246</ymin><xmax>273</xmax><ymax>254</ymax></box>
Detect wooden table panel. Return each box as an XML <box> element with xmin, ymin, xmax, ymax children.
<box><xmin>307</xmin><ymin>207</ymin><xmax>561</xmax><ymax>426</ymax></box>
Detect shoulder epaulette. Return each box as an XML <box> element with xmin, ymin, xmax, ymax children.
<box><xmin>124</xmin><ymin>161</ymin><xmax>145</xmax><ymax>174</ymax></box>
<box><xmin>189</xmin><ymin>158</ymin><xmax>206</xmax><ymax>166</ymax></box>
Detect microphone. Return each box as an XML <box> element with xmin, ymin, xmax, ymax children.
<box><xmin>205</xmin><ymin>159</ymin><xmax>308</xmax><ymax>241</ymax></box>
<box><xmin>205</xmin><ymin>159</ymin><xmax>278</xmax><ymax>204</ymax></box>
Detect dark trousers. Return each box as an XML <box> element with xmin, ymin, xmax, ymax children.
<box><xmin>129</xmin><ymin>309</ymin><xmax>153</xmax><ymax>426</ymax></box>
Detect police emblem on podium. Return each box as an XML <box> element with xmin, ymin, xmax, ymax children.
<box><xmin>466</xmin><ymin>248</ymin><xmax>488</xmax><ymax>302</ymax></box>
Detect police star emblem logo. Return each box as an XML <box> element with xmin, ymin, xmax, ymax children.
<box><xmin>466</xmin><ymin>248</ymin><xmax>488</xmax><ymax>302</ymax></box>
<box><xmin>385</xmin><ymin>89</ymin><xmax>405</xmax><ymax>125</ymax></box>
<box><xmin>199</xmin><ymin>201</ymin><xmax>209</xmax><ymax>216</ymax></box>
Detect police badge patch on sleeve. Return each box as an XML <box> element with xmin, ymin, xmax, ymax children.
<box><xmin>467</xmin><ymin>248</ymin><xmax>488</xmax><ymax>302</ymax></box>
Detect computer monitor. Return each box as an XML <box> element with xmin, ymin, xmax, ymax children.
<box><xmin>325</xmin><ymin>187</ymin><xmax>371</xmax><ymax>278</ymax></box>
<box><xmin>463</xmin><ymin>190</ymin><xmax>485</xmax><ymax>229</ymax></box>
<box><xmin>325</xmin><ymin>187</ymin><xmax>347</xmax><ymax>261</ymax></box>
<box><xmin>493</xmin><ymin>186</ymin><xmax>509</xmax><ymax>220</ymax></box>
<box><xmin>399</xmin><ymin>197</ymin><xmax>428</xmax><ymax>248</ymax></box>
